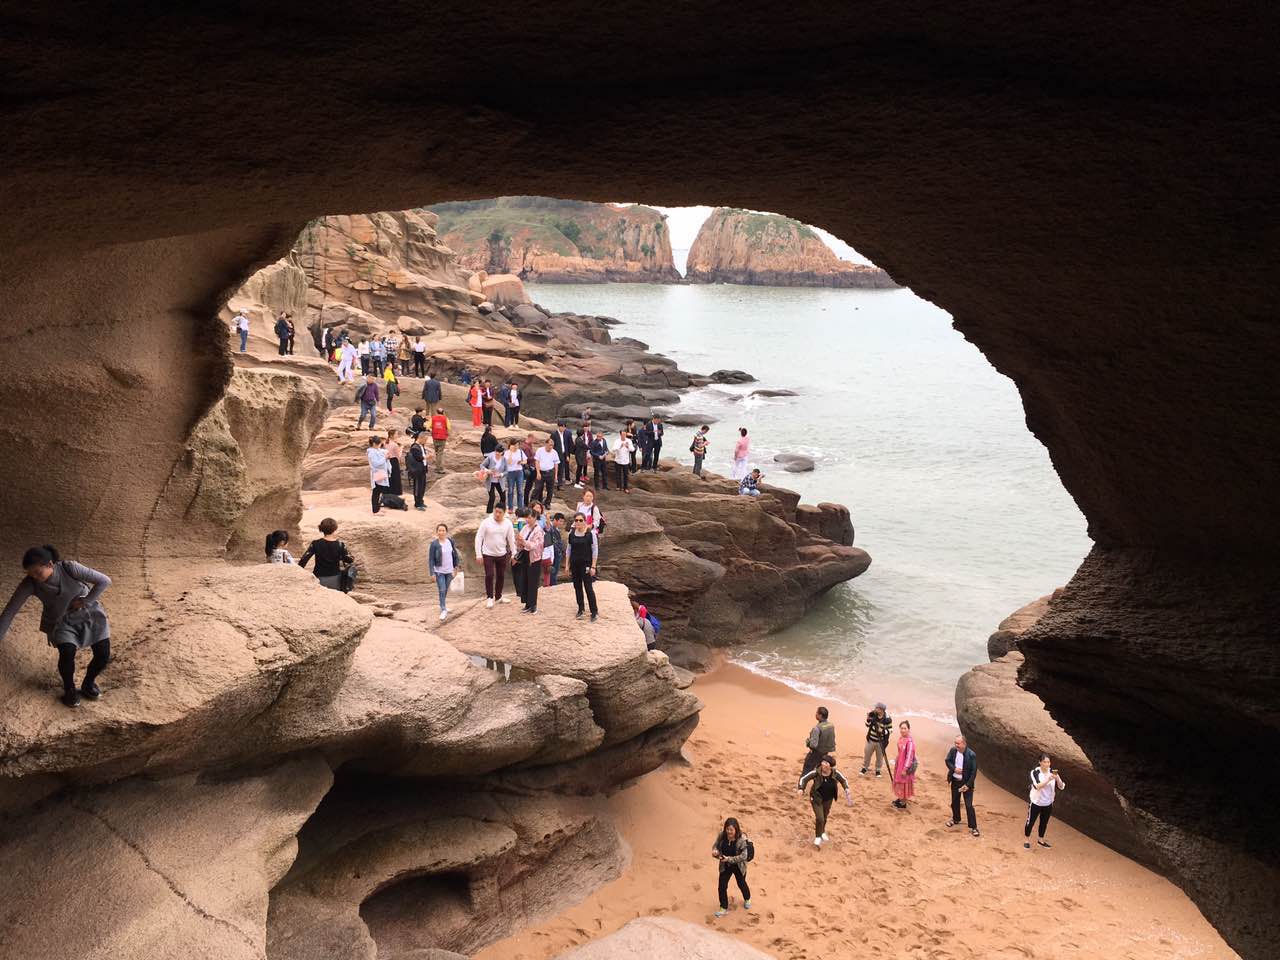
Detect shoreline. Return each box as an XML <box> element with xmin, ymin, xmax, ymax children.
<box><xmin>476</xmin><ymin>661</ymin><xmax>1234</xmax><ymax>960</ymax></box>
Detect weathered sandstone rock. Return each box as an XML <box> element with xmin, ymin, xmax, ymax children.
<box><xmin>555</xmin><ymin>917</ymin><xmax>776</xmax><ymax>959</ymax></box>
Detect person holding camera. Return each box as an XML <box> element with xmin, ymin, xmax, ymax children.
<box><xmin>1025</xmin><ymin>754</ymin><xmax>1066</xmax><ymax>848</ymax></box>
<box><xmin>710</xmin><ymin>817</ymin><xmax>752</xmax><ymax>917</ymax></box>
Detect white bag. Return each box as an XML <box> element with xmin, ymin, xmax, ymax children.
<box><xmin>449</xmin><ymin>571</ymin><xmax>465</xmax><ymax>595</ymax></box>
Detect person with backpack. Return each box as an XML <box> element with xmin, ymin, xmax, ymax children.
<box><xmin>566</xmin><ymin>513</ymin><xmax>600</xmax><ymax>620</ymax></box>
<box><xmin>356</xmin><ymin>374</ymin><xmax>379</xmax><ymax>430</ymax></box>
<box><xmin>892</xmin><ymin>720</ymin><xmax>917</xmax><ymax>809</ymax></box>
<box><xmin>474</xmin><ymin>505</ymin><xmax>517</xmax><ymax>607</ymax></box>
<box><xmin>0</xmin><ymin>545</ymin><xmax>113</xmax><ymax>709</ymax></box>
<box><xmin>427</xmin><ymin>523</ymin><xmax>461</xmax><ymax>621</ymax></box>
<box><xmin>634</xmin><ymin>601</ymin><xmax>656</xmax><ymax>648</ymax></box>
<box><xmin>298</xmin><ymin>518</ymin><xmax>354</xmax><ymax>591</ymax></box>
<box><xmin>710</xmin><ymin>817</ymin><xmax>752</xmax><ymax>917</ymax></box>
<box><xmin>274</xmin><ymin>312</ymin><xmax>290</xmax><ymax>356</ymax></box>
<box><xmin>588</xmin><ymin>430</ymin><xmax>609</xmax><ymax>489</ymax></box>
<box><xmin>407</xmin><ymin>432</ymin><xmax>429</xmax><ymax>510</ymax></box>
<box><xmin>575</xmin><ymin>489</ymin><xmax>605</xmax><ymax>537</ymax></box>
<box><xmin>429</xmin><ymin>407</ymin><xmax>450</xmax><ymax>474</ymax></box>
<box><xmin>265</xmin><ymin>530</ymin><xmax>294</xmax><ymax>564</ymax></box>
<box><xmin>690</xmin><ymin>424</ymin><xmax>710</xmax><ymax>478</ymax></box>
<box><xmin>1024</xmin><ymin>754</ymin><xmax>1066</xmax><ymax>849</ymax></box>
<box><xmin>367</xmin><ymin>435</ymin><xmax>390</xmax><ymax>514</ymax></box>
<box><xmin>802</xmin><ymin>706</ymin><xmax>837</xmax><ymax>776</ymax></box>
<box><xmin>861</xmin><ymin>701</ymin><xmax>892</xmax><ymax>777</ymax></box>
<box><xmin>382</xmin><ymin>364</ymin><xmax>400</xmax><ymax>412</ymax></box>
<box><xmin>797</xmin><ymin>755</ymin><xmax>852</xmax><ymax>847</ymax></box>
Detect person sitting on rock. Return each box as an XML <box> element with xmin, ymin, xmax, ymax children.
<box><xmin>265</xmin><ymin>530</ymin><xmax>294</xmax><ymax>564</ymax></box>
<box><xmin>0</xmin><ymin>545</ymin><xmax>113</xmax><ymax>708</ymax></box>
<box><xmin>298</xmin><ymin>517</ymin><xmax>353</xmax><ymax>591</ymax></box>
<box><xmin>739</xmin><ymin>468</ymin><xmax>764</xmax><ymax>497</ymax></box>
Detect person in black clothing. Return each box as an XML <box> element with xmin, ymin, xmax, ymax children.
<box><xmin>710</xmin><ymin>817</ymin><xmax>752</xmax><ymax>916</ymax></box>
<box><xmin>422</xmin><ymin>371</ymin><xmax>442</xmax><ymax>406</ymax></box>
<box><xmin>552</xmin><ymin>421</ymin><xmax>574</xmax><ymax>489</ymax></box>
<box><xmin>510</xmin><ymin>507</ymin><xmax>531</xmax><ymax>601</ymax></box>
<box><xmin>479</xmin><ymin>424</ymin><xmax>499</xmax><ymax>456</ymax></box>
<box><xmin>274</xmin><ymin>313</ymin><xmax>290</xmax><ymax>356</ymax></box>
<box><xmin>406</xmin><ymin>433</ymin><xmax>429</xmax><ymax>510</ymax></box>
<box><xmin>298</xmin><ymin>518</ymin><xmax>354</xmax><ymax>591</ymax></box>
<box><xmin>797</xmin><ymin>756</ymin><xmax>852</xmax><ymax>846</ymax></box>
<box><xmin>1024</xmin><ymin>754</ymin><xmax>1066</xmax><ymax>849</ymax></box>
<box><xmin>647</xmin><ymin>415</ymin><xmax>664</xmax><ymax>470</ymax></box>
<box><xmin>589</xmin><ymin>432</ymin><xmax>609</xmax><ymax>489</ymax></box>
<box><xmin>945</xmin><ymin>734</ymin><xmax>980</xmax><ymax>836</ymax></box>
<box><xmin>636</xmin><ymin>418</ymin><xmax>654</xmax><ymax>470</ymax></box>
<box><xmin>573</xmin><ymin>427</ymin><xmax>589</xmax><ymax>486</ymax></box>
<box><xmin>410</xmin><ymin>406</ymin><xmax>427</xmax><ymax>437</ymax></box>
<box><xmin>565</xmin><ymin>513</ymin><xmax>599</xmax><ymax>620</ymax></box>
<box><xmin>861</xmin><ymin>702</ymin><xmax>892</xmax><ymax>777</ymax></box>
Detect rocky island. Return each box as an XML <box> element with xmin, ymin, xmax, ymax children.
<box><xmin>430</xmin><ymin>196</ymin><xmax>681</xmax><ymax>284</ymax></box>
<box><xmin>685</xmin><ymin>207</ymin><xmax>897</xmax><ymax>288</ymax></box>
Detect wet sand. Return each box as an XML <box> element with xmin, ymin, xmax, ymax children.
<box><xmin>476</xmin><ymin>662</ymin><xmax>1235</xmax><ymax>960</ymax></box>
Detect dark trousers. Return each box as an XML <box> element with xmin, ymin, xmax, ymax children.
<box><xmin>388</xmin><ymin>459</ymin><xmax>402</xmax><ymax>495</ymax></box>
<box><xmin>523</xmin><ymin>559</ymin><xmax>542</xmax><ymax>610</ymax></box>
<box><xmin>650</xmin><ymin>442</ymin><xmax>661</xmax><ymax>469</ymax></box>
<box><xmin>414</xmin><ymin>353</ymin><xmax>425</xmax><ymax>376</ymax></box>
<box><xmin>1025</xmin><ymin>802</ymin><xmax>1053</xmax><ymax>838</ymax></box>
<box><xmin>575</xmin><ymin>456</ymin><xmax>589</xmax><ymax>483</ymax></box>
<box><xmin>558</xmin><ymin>456</ymin><xmax>570</xmax><ymax>486</ymax></box>
<box><xmin>409</xmin><ymin>470</ymin><xmax>427</xmax><ymax>508</ymax></box>
<box><xmin>512</xmin><ymin>552</ymin><xmax>528</xmax><ymax>600</ymax></box>
<box><xmin>693</xmin><ymin>453</ymin><xmax>704</xmax><ymax>476</ymax></box>
<box><xmin>571</xmin><ymin>562</ymin><xmax>598</xmax><ymax>614</ymax></box>
<box><xmin>483</xmin><ymin>405</ymin><xmax>494</xmax><ymax>426</ymax></box>
<box><xmin>360</xmin><ymin>356</ymin><xmax>370</xmax><ymax>375</ymax></box>
<box><xmin>950</xmin><ymin>779</ymin><xmax>978</xmax><ymax>829</ymax></box>
<box><xmin>592</xmin><ymin>457</ymin><xmax>608</xmax><ymax>488</ymax></box>
<box><xmin>717</xmin><ymin>865</ymin><xmax>750</xmax><ymax>910</ymax></box>
<box><xmin>801</xmin><ymin>749</ymin><xmax>828</xmax><ymax>777</ymax></box>
<box><xmin>533</xmin><ymin>473</ymin><xmax>555</xmax><ymax>508</ymax></box>
<box><xmin>287</xmin><ymin>335</ymin><xmax>295</xmax><ymax>355</ymax></box>
<box><xmin>56</xmin><ymin>639</ymin><xmax>110</xmax><ymax>694</ymax></box>
<box><xmin>277</xmin><ymin>337</ymin><xmax>288</xmax><ymax>356</ymax></box>
<box><xmin>640</xmin><ymin>445</ymin><xmax>653</xmax><ymax>469</ymax></box>
<box><xmin>811</xmin><ymin>794</ymin><xmax>834</xmax><ymax>837</ymax></box>
<box><xmin>615</xmin><ymin>462</ymin><xmax>630</xmax><ymax>491</ymax></box>
<box><xmin>482</xmin><ymin>554</ymin><xmax>508</xmax><ymax>599</ymax></box>
<box><xmin>371</xmin><ymin>484</ymin><xmax>389</xmax><ymax>513</ymax></box>
<box><xmin>486</xmin><ymin>482</ymin><xmax>506</xmax><ymax>513</ymax></box>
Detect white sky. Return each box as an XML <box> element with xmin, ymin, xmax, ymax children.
<box><xmin>651</xmin><ymin>205</ymin><xmax>874</xmax><ymax>273</ymax></box>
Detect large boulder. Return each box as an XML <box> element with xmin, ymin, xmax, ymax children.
<box><xmin>555</xmin><ymin>917</ymin><xmax>776</xmax><ymax>959</ymax></box>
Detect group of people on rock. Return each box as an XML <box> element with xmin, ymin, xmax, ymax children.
<box><xmin>710</xmin><ymin>703</ymin><xmax>1067</xmax><ymax>917</ymax></box>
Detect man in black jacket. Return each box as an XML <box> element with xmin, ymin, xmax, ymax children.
<box><xmin>274</xmin><ymin>313</ymin><xmax>290</xmax><ymax>356</ymax></box>
<box><xmin>406</xmin><ymin>434</ymin><xmax>429</xmax><ymax>510</ymax></box>
<box><xmin>422</xmin><ymin>372</ymin><xmax>442</xmax><ymax>406</ymax></box>
<box><xmin>944</xmin><ymin>735</ymin><xmax>980</xmax><ymax>836</ymax></box>
<box><xmin>646</xmin><ymin>415</ymin><xmax>664</xmax><ymax>470</ymax></box>
<box><xmin>552</xmin><ymin>421</ymin><xmax>574</xmax><ymax>489</ymax></box>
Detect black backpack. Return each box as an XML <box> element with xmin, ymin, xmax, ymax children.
<box><xmin>745</xmin><ymin>838</ymin><xmax>756</xmax><ymax>862</ymax></box>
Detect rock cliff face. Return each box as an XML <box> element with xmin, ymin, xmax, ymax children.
<box><xmin>432</xmin><ymin>197</ymin><xmax>681</xmax><ymax>283</ymax></box>
<box><xmin>685</xmin><ymin>208</ymin><xmax>896</xmax><ymax>288</ymax></box>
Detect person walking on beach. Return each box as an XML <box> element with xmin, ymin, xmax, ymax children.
<box><xmin>945</xmin><ymin>734</ymin><xmax>980</xmax><ymax>837</ymax></box>
<box><xmin>356</xmin><ymin>374</ymin><xmax>379</xmax><ymax>430</ymax></box>
<box><xmin>407</xmin><ymin>432</ymin><xmax>429</xmax><ymax>510</ymax></box>
<box><xmin>475</xmin><ymin>505</ymin><xmax>516</xmax><ymax>607</ymax></box>
<box><xmin>427</xmin><ymin>523</ymin><xmax>461</xmax><ymax>622</ymax></box>
<box><xmin>236</xmin><ymin>309</ymin><xmax>251</xmax><ymax>352</ymax></box>
<box><xmin>797</xmin><ymin>756</ymin><xmax>852</xmax><ymax>847</ymax></box>
<box><xmin>802</xmin><ymin>706</ymin><xmax>837</xmax><ymax>775</ymax></box>
<box><xmin>298</xmin><ymin>518</ymin><xmax>354</xmax><ymax>591</ymax></box>
<box><xmin>1025</xmin><ymin>754</ymin><xmax>1066</xmax><ymax>849</ymax></box>
<box><xmin>892</xmin><ymin>720</ymin><xmax>917</xmax><ymax>809</ymax></box>
<box><xmin>732</xmin><ymin>427</ymin><xmax>750</xmax><ymax>481</ymax></box>
<box><xmin>0</xmin><ymin>546</ymin><xmax>113</xmax><ymax>709</ymax></box>
<box><xmin>711</xmin><ymin>817</ymin><xmax>752</xmax><ymax>917</ymax></box>
<box><xmin>265</xmin><ymin>530</ymin><xmax>295</xmax><ymax>564</ymax></box>
<box><xmin>612</xmin><ymin>429</ymin><xmax>636</xmax><ymax>493</ymax></box>
<box><xmin>862</xmin><ymin>701</ymin><xmax>893</xmax><ymax>777</ymax></box>
<box><xmin>429</xmin><ymin>407</ymin><xmax>450</xmax><ymax>474</ymax></box>
<box><xmin>367</xmin><ymin>435</ymin><xmax>390</xmax><ymax>514</ymax></box>
<box><xmin>690</xmin><ymin>425</ymin><xmax>710</xmax><ymax>478</ymax></box>
<box><xmin>532</xmin><ymin>437</ymin><xmax>560</xmax><ymax>508</ymax></box>
<box><xmin>565</xmin><ymin>513</ymin><xmax>599</xmax><ymax>620</ymax></box>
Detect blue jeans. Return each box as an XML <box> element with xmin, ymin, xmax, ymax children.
<box><xmin>548</xmin><ymin>562</ymin><xmax>559</xmax><ymax>586</ymax></box>
<box><xmin>740</xmin><ymin>488</ymin><xmax>760</xmax><ymax>497</ymax></box>
<box><xmin>358</xmin><ymin>399</ymin><xmax>377</xmax><ymax>429</ymax></box>
<box><xmin>239</xmin><ymin>328</ymin><xmax>248</xmax><ymax>352</ymax></box>
<box><xmin>435</xmin><ymin>572</ymin><xmax>454</xmax><ymax>610</ymax></box>
<box><xmin>506</xmin><ymin>471</ymin><xmax>524</xmax><ymax>508</ymax></box>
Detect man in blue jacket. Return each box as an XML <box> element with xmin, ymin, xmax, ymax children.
<box><xmin>944</xmin><ymin>735</ymin><xmax>980</xmax><ymax>836</ymax></box>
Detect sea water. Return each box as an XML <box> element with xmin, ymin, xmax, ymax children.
<box><xmin>528</xmin><ymin>283</ymin><xmax>1092</xmax><ymax>719</ymax></box>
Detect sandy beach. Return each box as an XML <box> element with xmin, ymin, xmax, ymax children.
<box><xmin>476</xmin><ymin>661</ymin><xmax>1235</xmax><ymax>960</ymax></box>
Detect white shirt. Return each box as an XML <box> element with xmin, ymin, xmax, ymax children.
<box><xmin>503</xmin><ymin>449</ymin><xmax>527</xmax><ymax>473</ymax></box>
<box><xmin>474</xmin><ymin>516</ymin><xmax>517</xmax><ymax>557</ymax></box>
<box><xmin>341</xmin><ymin>344</ymin><xmax>357</xmax><ymax>362</ymax></box>
<box><xmin>612</xmin><ymin>437</ymin><xmax>634</xmax><ymax>465</ymax></box>
<box><xmin>952</xmin><ymin>751</ymin><xmax>965</xmax><ymax>779</ymax></box>
<box><xmin>576</xmin><ymin>502</ymin><xmax>602</xmax><ymax>531</ymax></box>
<box><xmin>509</xmin><ymin>387</ymin><xmax>520</xmax><ymax>406</ymax></box>
<box><xmin>534</xmin><ymin>448</ymin><xmax>560</xmax><ymax>471</ymax></box>
<box><xmin>359</xmin><ymin>342</ymin><xmax>370</xmax><ymax>355</ymax></box>
<box><xmin>413</xmin><ymin>341</ymin><xmax>426</xmax><ymax>352</ymax></box>
<box><xmin>237</xmin><ymin>314</ymin><xmax>250</xmax><ymax>331</ymax></box>
<box><xmin>1029</xmin><ymin>767</ymin><xmax>1064</xmax><ymax>805</ymax></box>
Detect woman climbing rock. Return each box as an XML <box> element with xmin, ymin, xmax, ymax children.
<box><xmin>0</xmin><ymin>545</ymin><xmax>113</xmax><ymax>708</ymax></box>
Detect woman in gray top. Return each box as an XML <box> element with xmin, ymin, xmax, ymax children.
<box><xmin>0</xmin><ymin>545</ymin><xmax>113</xmax><ymax>708</ymax></box>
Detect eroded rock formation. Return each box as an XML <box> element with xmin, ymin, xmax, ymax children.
<box><xmin>685</xmin><ymin>208</ymin><xmax>895</xmax><ymax>288</ymax></box>
<box><xmin>554</xmin><ymin>917</ymin><xmax>776</xmax><ymax>959</ymax></box>
<box><xmin>432</xmin><ymin>197</ymin><xmax>681</xmax><ymax>283</ymax></box>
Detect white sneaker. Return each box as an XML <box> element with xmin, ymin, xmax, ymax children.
<box><xmin>813</xmin><ymin>837</ymin><xmax>823</xmax><ymax>847</ymax></box>
<box><xmin>498</xmin><ymin>597</ymin><xmax>511</xmax><ymax>604</ymax></box>
<box><xmin>439</xmin><ymin>610</ymin><xmax>448</xmax><ymax>621</ymax></box>
<box><xmin>486</xmin><ymin>598</ymin><xmax>494</xmax><ymax>609</ymax></box>
<box><xmin>821</xmin><ymin>832</ymin><xmax>829</xmax><ymax>842</ymax></box>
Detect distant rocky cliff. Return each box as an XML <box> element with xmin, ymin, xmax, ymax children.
<box><xmin>430</xmin><ymin>197</ymin><xmax>681</xmax><ymax>283</ymax></box>
<box><xmin>685</xmin><ymin>207</ymin><xmax>897</xmax><ymax>288</ymax></box>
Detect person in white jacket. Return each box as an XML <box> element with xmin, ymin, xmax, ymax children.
<box><xmin>474</xmin><ymin>505</ymin><xmax>517</xmax><ymax>607</ymax></box>
<box><xmin>1024</xmin><ymin>754</ymin><xmax>1066</xmax><ymax>849</ymax></box>
<box><xmin>612</xmin><ymin>430</ymin><xmax>636</xmax><ymax>494</ymax></box>
<box><xmin>337</xmin><ymin>339</ymin><xmax>357</xmax><ymax>383</ymax></box>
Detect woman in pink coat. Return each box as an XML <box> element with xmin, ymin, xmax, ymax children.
<box><xmin>892</xmin><ymin>719</ymin><xmax>917</xmax><ymax>809</ymax></box>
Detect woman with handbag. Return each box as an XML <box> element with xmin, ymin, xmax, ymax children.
<box><xmin>892</xmin><ymin>720</ymin><xmax>917</xmax><ymax>809</ymax></box>
<box><xmin>299</xmin><ymin>517</ymin><xmax>355</xmax><ymax>592</ymax></box>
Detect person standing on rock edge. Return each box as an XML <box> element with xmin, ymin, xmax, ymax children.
<box><xmin>690</xmin><ymin>425</ymin><xmax>710</xmax><ymax>479</ymax></box>
<box><xmin>407</xmin><ymin>432</ymin><xmax>429</xmax><ymax>510</ymax></box>
<box><xmin>427</xmin><ymin>523</ymin><xmax>461</xmax><ymax>622</ymax></box>
<box><xmin>286</xmin><ymin>313</ymin><xmax>296</xmax><ymax>354</ymax></box>
<box><xmin>469</xmin><ymin>381</ymin><xmax>483</xmax><ymax>427</ymax></box>
<box><xmin>396</xmin><ymin>335</ymin><xmax>412</xmax><ymax>376</ymax></box>
<box><xmin>475</xmin><ymin>505</ymin><xmax>516</xmax><ymax>607</ymax></box>
<box><xmin>711</xmin><ymin>817</ymin><xmax>752</xmax><ymax>918</ymax></box>
<box><xmin>612</xmin><ymin>429</ymin><xmax>636</xmax><ymax>493</ymax></box>
<box><xmin>382</xmin><ymin>364</ymin><xmax>399</xmax><ymax>413</ymax></box>
<box><xmin>589</xmin><ymin>430</ymin><xmax>610</xmax><ymax>490</ymax></box>
<box><xmin>532</xmin><ymin>437</ymin><xmax>560</xmax><ymax>509</ymax></box>
<box><xmin>1024</xmin><ymin>754</ymin><xmax>1066</xmax><ymax>849</ymax></box>
<box><xmin>413</xmin><ymin>336</ymin><xmax>427</xmax><ymax>377</ymax></box>
<box><xmin>502</xmin><ymin>438</ymin><xmax>528</xmax><ymax>510</ymax></box>
<box><xmin>647</xmin><ymin>415</ymin><xmax>664</xmax><ymax>470</ymax></box>
<box><xmin>798</xmin><ymin>755</ymin><xmax>852</xmax><ymax>847</ymax></box>
<box><xmin>892</xmin><ymin>720</ymin><xmax>917</xmax><ymax>809</ymax></box>
<box><xmin>945</xmin><ymin>734</ymin><xmax>980</xmax><ymax>837</ymax></box>
<box><xmin>520</xmin><ymin>507</ymin><xmax>545</xmax><ymax>614</ymax></box>
<box><xmin>422</xmin><ymin>370</ymin><xmax>442</xmax><ymax>408</ymax></box>
<box><xmin>356</xmin><ymin>374</ymin><xmax>380</xmax><ymax>430</ymax></box>
<box><xmin>0</xmin><ymin>545</ymin><xmax>113</xmax><ymax>709</ymax></box>
<box><xmin>573</xmin><ymin>427</ymin><xmax>590</xmax><ymax>487</ymax></box>
<box><xmin>298</xmin><ymin>517</ymin><xmax>354</xmax><ymax>591</ymax></box>
<box><xmin>274</xmin><ymin>312</ymin><xmax>290</xmax><ymax>356</ymax></box>
<box><xmin>544</xmin><ymin>513</ymin><xmax>565</xmax><ymax>588</ymax></box>
<box><xmin>430</xmin><ymin>407</ymin><xmax>450</xmax><ymax>474</ymax></box>
<box><xmin>732</xmin><ymin>427</ymin><xmax>750</xmax><ymax>481</ymax></box>
<box><xmin>552</xmin><ymin>420</ymin><xmax>574</xmax><ymax>489</ymax></box>
<box><xmin>802</xmin><ymin>706</ymin><xmax>837</xmax><ymax>776</ymax></box>
<box><xmin>384</xmin><ymin>429</ymin><xmax>403</xmax><ymax>496</ymax></box>
<box><xmin>565</xmin><ymin>513</ymin><xmax>599</xmax><ymax>620</ymax></box>
<box><xmin>481</xmin><ymin>446</ymin><xmax>506</xmax><ymax>513</ymax></box>
<box><xmin>236</xmin><ymin>309</ymin><xmax>251</xmax><ymax>352</ymax></box>
<box><xmin>337</xmin><ymin>338</ymin><xmax>357</xmax><ymax>383</ymax></box>
<box><xmin>862</xmin><ymin>701</ymin><xmax>892</xmax><ymax>778</ymax></box>
<box><xmin>367</xmin><ymin>435</ymin><xmax>391</xmax><ymax>514</ymax></box>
